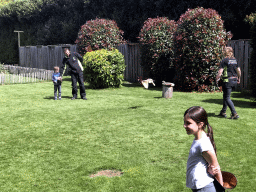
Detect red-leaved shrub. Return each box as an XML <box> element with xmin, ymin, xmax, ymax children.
<box><xmin>75</xmin><ymin>18</ymin><xmax>126</xmax><ymax>55</ymax></box>
<box><xmin>246</xmin><ymin>13</ymin><xmax>256</xmax><ymax>97</ymax></box>
<box><xmin>174</xmin><ymin>7</ymin><xmax>231</xmax><ymax>92</ymax></box>
<box><xmin>138</xmin><ymin>17</ymin><xmax>177</xmax><ymax>85</ymax></box>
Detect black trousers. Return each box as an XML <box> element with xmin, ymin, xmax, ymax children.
<box><xmin>54</xmin><ymin>84</ymin><xmax>61</xmax><ymax>98</ymax></box>
<box><xmin>70</xmin><ymin>72</ymin><xmax>86</xmax><ymax>98</ymax></box>
<box><xmin>221</xmin><ymin>78</ymin><xmax>237</xmax><ymax>114</ymax></box>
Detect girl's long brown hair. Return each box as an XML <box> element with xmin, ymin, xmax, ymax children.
<box><xmin>184</xmin><ymin>106</ymin><xmax>217</xmax><ymax>154</ymax></box>
<box><xmin>224</xmin><ymin>46</ymin><xmax>235</xmax><ymax>59</ymax></box>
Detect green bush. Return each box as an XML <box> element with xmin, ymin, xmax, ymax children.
<box><xmin>174</xmin><ymin>7</ymin><xmax>230</xmax><ymax>92</ymax></box>
<box><xmin>83</xmin><ymin>49</ymin><xmax>125</xmax><ymax>89</ymax></box>
<box><xmin>0</xmin><ymin>63</ymin><xmax>9</xmax><ymax>74</ymax></box>
<box><xmin>75</xmin><ymin>18</ymin><xmax>126</xmax><ymax>55</ymax></box>
<box><xmin>138</xmin><ymin>17</ymin><xmax>177</xmax><ymax>85</ymax></box>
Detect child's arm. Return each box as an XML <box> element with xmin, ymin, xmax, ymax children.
<box><xmin>202</xmin><ymin>151</ymin><xmax>223</xmax><ymax>186</ymax></box>
<box><xmin>52</xmin><ymin>74</ymin><xmax>57</xmax><ymax>83</ymax></box>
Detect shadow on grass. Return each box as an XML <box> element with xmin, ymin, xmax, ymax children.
<box><xmin>201</xmin><ymin>98</ymin><xmax>255</xmax><ymax>108</ymax></box>
<box><xmin>154</xmin><ymin>97</ymin><xmax>163</xmax><ymax>99</ymax></box>
<box><xmin>44</xmin><ymin>96</ymin><xmax>73</xmax><ymax>100</ymax></box>
<box><xmin>231</xmin><ymin>92</ymin><xmax>252</xmax><ymax>99</ymax></box>
<box><xmin>207</xmin><ymin>113</ymin><xmax>218</xmax><ymax>117</ymax></box>
<box><xmin>122</xmin><ymin>82</ymin><xmax>142</xmax><ymax>88</ymax></box>
<box><xmin>128</xmin><ymin>106</ymin><xmax>143</xmax><ymax>109</ymax></box>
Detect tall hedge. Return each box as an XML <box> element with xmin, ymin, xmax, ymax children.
<box><xmin>75</xmin><ymin>18</ymin><xmax>126</xmax><ymax>55</ymax></box>
<box><xmin>138</xmin><ymin>17</ymin><xmax>177</xmax><ymax>85</ymax></box>
<box><xmin>174</xmin><ymin>7</ymin><xmax>230</xmax><ymax>92</ymax></box>
<box><xmin>1</xmin><ymin>0</ymin><xmax>254</xmax><ymax>64</ymax></box>
<box><xmin>0</xmin><ymin>0</ymin><xmax>87</xmax><ymax>64</ymax></box>
<box><xmin>246</xmin><ymin>13</ymin><xmax>256</xmax><ymax>98</ymax></box>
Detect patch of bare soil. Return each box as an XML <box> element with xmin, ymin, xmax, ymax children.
<box><xmin>89</xmin><ymin>170</ymin><xmax>123</xmax><ymax>178</ymax></box>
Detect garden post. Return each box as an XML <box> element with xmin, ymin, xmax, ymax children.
<box><xmin>162</xmin><ymin>82</ymin><xmax>175</xmax><ymax>99</ymax></box>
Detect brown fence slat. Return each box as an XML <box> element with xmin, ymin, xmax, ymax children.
<box><xmin>19</xmin><ymin>41</ymin><xmax>252</xmax><ymax>86</ymax></box>
<box><xmin>244</xmin><ymin>41</ymin><xmax>249</xmax><ymax>89</ymax></box>
<box><xmin>19</xmin><ymin>44</ymin><xmax>144</xmax><ymax>82</ymax></box>
<box><xmin>227</xmin><ymin>40</ymin><xmax>252</xmax><ymax>90</ymax></box>
<box><xmin>19</xmin><ymin>47</ymin><xmax>25</xmax><ymax>67</ymax></box>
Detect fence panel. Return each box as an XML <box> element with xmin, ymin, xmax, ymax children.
<box><xmin>19</xmin><ymin>41</ymin><xmax>252</xmax><ymax>86</ymax></box>
<box><xmin>19</xmin><ymin>44</ymin><xmax>144</xmax><ymax>82</ymax></box>
<box><xmin>48</xmin><ymin>46</ymin><xmax>56</xmax><ymax>70</ymax></box>
<box><xmin>227</xmin><ymin>40</ymin><xmax>252</xmax><ymax>90</ymax></box>
<box><xmin>117</xmin><ymin>43</ymin><xmax>143</xmax><ymax>82</ymax></box>
<box><xmin>0</xmin><ymin>71</ymin><xmax>53</xmax><ymax>85</ymax></box>
<box><xmin>37</xmin><ymin>46</ymin><xmax>43</xmax><ymax>69</ymax></box>
<box><xmin>19</xmin><ymin>47</ymin><xmax>25</xmax><ymax>67</ymax></box>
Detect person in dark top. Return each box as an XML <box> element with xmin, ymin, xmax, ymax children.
<box><xmin>60</xmin><ymin>48</ymin><xmax>87</xmax><ymax>100</ymax></box>
<box><xmin>52</xmin><ymin>66</ymin><xmax>62</xmax><ymax>100</ymax></box>
<box><xmin>216</xmin><ymin>47</ymin><xmax>241</xmax><ymax>119</ymax></box>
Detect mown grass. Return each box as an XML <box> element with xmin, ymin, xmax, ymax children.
<box><xmin>0</xmin><ymin>77</ymin><xmax>255</xmax><ymax>191</ymax></box>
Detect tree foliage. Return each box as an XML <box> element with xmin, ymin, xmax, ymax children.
<box><xmin>173</xmin><ymin>7</ymin><xmax>230</xmax><ymax>92</ymax></box>
<box><xmin>138</xmin><ymin>17</ymin><xmax>177</xmax><ymax>84</ymax></box>
<box><xmin>0</xmin><ymin>0</ymin><xmax>15</xmax><ymax>7</ymax></box>
<box><xmin>75</xmin><ymin>18</ymin><xmax>126</xmax><ymax>55</ymax></box>
<box><xmin>0</xmin><ymin>0</ymin><xmax>256</xmax><ymax>64</ymax></box>
<box><xmin>0</xmin><ymin>0</ymin><xmax>87</xmax><ymax>63</ymax></box>
<box><xmin>246</xmin><ymin>13</ymin><xmax>256</xmax><ymax>98</ymax></box>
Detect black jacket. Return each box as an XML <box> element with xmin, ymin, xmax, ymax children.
<box><xmin>60</xmin><ymin>52</ymin><xmax>83</xmax><ymax>76</ymax></box>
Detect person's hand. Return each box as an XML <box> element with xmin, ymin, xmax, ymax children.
<box><xmin>58</xmin><ymin>77</ymin><xmax>62</xmax><ymax>82</ymax></box>
<box><xmin>208</xmin><ymin>165</ymin><xmax>221</xmax><ymax>176</ymax></box>
<box><xmin>237</xmin><ymin>78</ymin><xmax>240</xmax><ymax>84</ymax></box>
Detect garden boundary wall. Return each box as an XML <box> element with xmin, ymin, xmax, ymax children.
<box><xmin>227</xmin><ymin>40</ymin><xmax>252</xmax><ymax>90</ymax></box>
<box><xmin>1</xmin><ymin>65</ymin><xmax>53</xmax><ymax>85</ymax></box>
<box><xmin>19</xmin><ymin>44</ymin><xmax>77</xmax><ymax>71</ymax></box>
<box><xmin>19</xmin><ymin>44</ymin><xmax>143</xmax><ymax>83</ymax></box>
<box><xmin>19</xmin><ymin>40</ymin><xmax>252</xmax><ymax>87</ymax></box>
<box><xmin>118</xmin><ymin>43</ymin><xmax>144</xmax><ymax>82</ymax></box>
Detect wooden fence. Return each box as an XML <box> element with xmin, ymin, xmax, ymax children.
<box><xmin>19</xmin><ymin>40</ymin><xmax>253</xmax><ymax>87</ymax></box>
<box><xmin>0</xmin><ymin>72</ymin><xmax>52</xmax><ymax>85</ymax></box>
<box><xmin>0</xmin><ymin>65</ymin><xmax>53</xmax><ymax>85</ymax></box>
<box><xmin>19</xmin><ymin>44</ymin><xmax>143</xmax><ymax>82</ymax></box>
<box><xmin>118</xmin><ymin>43</ymin><xmax>144</xmax><ymax>82</ymax></box>
<box><xmin>19</xmin><ymin>44</ymin><xmax>77</xmax><ymax>70</ymax></box>
<box><xmin>227</xmin><ymin>40</ymin><xmax>252</xmax><ymax>90</ymax></box>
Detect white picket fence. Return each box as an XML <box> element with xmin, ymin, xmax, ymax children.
<box><xmin>0</xmin><ymin>71</ymin><xmax>53</xmax><ymax>85</ymax></box>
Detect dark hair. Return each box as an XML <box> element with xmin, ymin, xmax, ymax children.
<box><xmin>184</xmin><ymin>106</ymin><xmax>216</xmax><ymax>154</ymax></box>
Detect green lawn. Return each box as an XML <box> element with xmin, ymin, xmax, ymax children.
<box><xmin>0</xmin><ymin>77</ymin><xmax>255</xmax><ymax>191</ymax></box>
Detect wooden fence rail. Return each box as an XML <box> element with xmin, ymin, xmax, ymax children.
<box><xmin>227</xmin><ymin>40</ymin><xmax>252</xmax><ymax>90</ymax></box>
<box><xmin>19</xmin><ymin>44</ymin><xmax>143</xmax><ymax>83</ymax></box>
<box><xmin>0</xmin><ymin>72</ymin><xmax>53</xmax><ymax>85</ymax></box>
<box><xmin>19</xmin><ymin>44</ymin><xmax>77</xmax><ymax>70</ymax></box>
<box><xmin>19</xmin><ymin>40</ymin><xmax>252</xmax><ymax>88</ymax></box>
<box><xmin>118</xmin><ymin>43</ymin><xmax>143</xmax><ymax>82</ymax></box>
<box><xmin>1</xmin><ymin>65</ymin><xmax>53</xmax><ymax>85</ymax></box>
